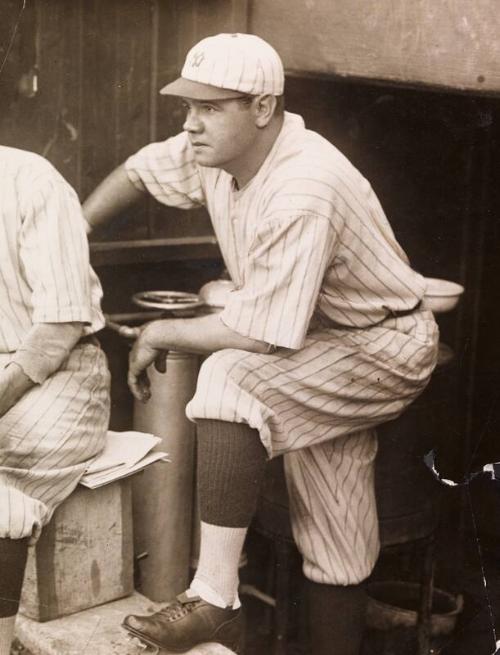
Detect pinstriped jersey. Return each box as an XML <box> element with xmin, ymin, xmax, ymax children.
<box><xmin>126</xmin><ymin>112</ymin><xmax>426</xmax><ymax>349</ymax></box>
<box><xmin>0</xmin><ymin>146</ymin><xmax>105</xmax><ymax>353</ymax></box>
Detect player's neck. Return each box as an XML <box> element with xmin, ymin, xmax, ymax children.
<box><xmin>229</xmin><ymin>115</ymin><xmax>284</xmax><ymax>190</ymax></box>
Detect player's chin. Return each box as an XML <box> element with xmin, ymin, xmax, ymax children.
<box><xmin>192</xmin><ymin>148</ymin><xmax>222</xmax><ymax>168</ymax></box>
<box><xmin>193</xmin><ymin>154</ymin><xmax>217</xmax><ymax>167</ymax></box>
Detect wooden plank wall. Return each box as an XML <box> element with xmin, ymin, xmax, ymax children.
<box><xmin>0</xmin><ymin>0</ymin><xmax>247</xmax><ymax>253</ymax></box>
<box><xmin>1</xmin><ymin>2</ymin><xmax>151</xmax><ymax>204</ymax></box>
<box><xmin>1</xmin><ymin>0</ymin><xmax>152</xmax><ymax>244</ymax></box>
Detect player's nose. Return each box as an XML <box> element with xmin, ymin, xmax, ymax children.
<box><xmin>183</xmin><ymin>109</ymin><xmax>203</xmax><ymax>133</ymax></box>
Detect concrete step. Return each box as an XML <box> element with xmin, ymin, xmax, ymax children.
<box><xmin>16</xmin><ymin>592</ymin><xmax>236</xmax><ymax>655</ymax></box>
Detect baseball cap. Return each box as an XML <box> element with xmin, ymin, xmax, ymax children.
<box><xmin>160</xmin><ymin>33</ymin><xmax>284</xmax><ymax>100</ymax></box>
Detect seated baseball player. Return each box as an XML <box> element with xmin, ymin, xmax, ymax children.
<box><xmin>0</xmin><ymin>146</ymin><xmax>110</xmax><ymax>655</ymax></box>
<box><xmin>82</xmin><ymin>33</ymin><xmax>439</xmax><ymax>655</ymax></box>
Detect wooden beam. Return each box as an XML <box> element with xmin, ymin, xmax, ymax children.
<box><xmin>250</xmin><ymin>0</ymin><xmax>500</xmax><ymax>94</ymax></box>
<box><xmin>90</xmin><ymin>235</ymin><xmax>221</xmax><ymax>266</ymax></box>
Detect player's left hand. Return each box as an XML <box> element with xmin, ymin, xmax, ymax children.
<box><xmin>127</xmin><ymin>329</ymin><xmax>167</xmax><ymax>402</ymax></box>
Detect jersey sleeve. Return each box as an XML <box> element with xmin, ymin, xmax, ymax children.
<box><xmin>220</xmin><ymin>213</ymin><xmax>336</xmax><ymax>349</ymax></box>
<box><xmin>125</xmin><ymin>132</ymin><xmax>206</xmax><ymax>209</ymax></box>
<box><xmin>19</xmin><ymin>168</ymin><xmax>98</xmax><ymax>325</ymax></box>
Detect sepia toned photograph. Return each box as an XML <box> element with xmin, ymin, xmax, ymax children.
<box><xmin>0</xmin><ymin>2</ymin><xmax>499</xmax><ymax>654</ymax></box>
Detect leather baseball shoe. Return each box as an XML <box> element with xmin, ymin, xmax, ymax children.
<box><xmin>122</xmin><ymin>592</ymin><xmax>243</xmax><ymax>653</ymax></box>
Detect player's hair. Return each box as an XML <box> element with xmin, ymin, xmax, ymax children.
<box><xmin>274</xmin><ymin>95</ymin><xmax>285</xmax><ymax>116</ymax></box>
<box><xmin>237</xmin><ymin>93</ymin><xmax>284</xmax><ymax>118</ymax></box>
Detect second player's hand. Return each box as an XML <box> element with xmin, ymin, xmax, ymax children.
<box><xmin>127</xmin><ymin>328</ymin><xmax>167</xmax><ymax>402</ymax></box>
<box><xmin>0</xmin><ymin>363</ymin><xmax>34</xmax><ymax>417</ymax></box>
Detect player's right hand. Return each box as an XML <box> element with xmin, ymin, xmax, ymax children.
<box><xmin>127</xmin><ymin>330</ymin><xmax>166</xmax><ymax>402</ymax></box>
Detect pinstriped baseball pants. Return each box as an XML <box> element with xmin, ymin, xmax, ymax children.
<box><xmin>187</xmin><ymin>310</ymin><xmax>439</xmax><ymax>585</ymax></box>
<box><xmin>0</xmin><ymin>343</ymin><xmax>110</xmax><ymax>543</ymax></box>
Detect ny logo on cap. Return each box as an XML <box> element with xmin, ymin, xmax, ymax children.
<box><xmin>190</xmin><ymin>51</ymin><xmax>205</xmax><ymax>68</ymax></box>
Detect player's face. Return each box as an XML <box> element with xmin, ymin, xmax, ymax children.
<box><xmin>181</xmin><ymin>97</ymin><xmax>258</xmax><ymax>171</ymax></box>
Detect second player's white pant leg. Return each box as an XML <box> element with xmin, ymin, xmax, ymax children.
<box><xmin>284</xmin><ymin>429</ymin><xmax>379</xmax><ymax>585</ymax></box>
<box><xmin>0</xmin><ymin>343</ymin><xmax>110</xmax><ymax>542</ymax></box>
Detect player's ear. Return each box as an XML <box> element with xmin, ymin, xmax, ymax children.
<box><xmin>254</xmin><ymin>94</ymin><xmax>277</xmax><ymax>128</ymax></box>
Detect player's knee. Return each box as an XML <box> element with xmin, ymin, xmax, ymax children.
<box><xmin>197</xmin><ymin>349</ymin><xmax>243</xmax><ymax>387</ymax></box>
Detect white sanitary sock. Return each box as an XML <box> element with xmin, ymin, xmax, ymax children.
<box><xmin>0</xmin><ymin>615</ymin><xmax>16</xmax><ymax>655</ymax></box>
<box><xmin>191</xmin><ymin>521</ymin><xmax>246</xmax><ymax>609</ymax></box>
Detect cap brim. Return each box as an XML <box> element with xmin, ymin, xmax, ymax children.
<box><xmin>159</xmin><ymin>77</ymin><xmax>246</xmax><ymax>100</ymax></box>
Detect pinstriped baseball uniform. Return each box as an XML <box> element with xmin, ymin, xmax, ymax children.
<box><xmin>125</xmin><ymin>112</ymin><xmax>439</xmax><ymax>584</ymax></box>
<box><xmin>0</xmin><ymin>146</ymin><xmax>110</xmax><ymax>542</ymax></box>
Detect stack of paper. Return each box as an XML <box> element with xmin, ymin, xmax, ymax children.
<box><xmin>80</xmin><ymin>430</ymin><xmax>169</xmax><ymax>489</ymax></box>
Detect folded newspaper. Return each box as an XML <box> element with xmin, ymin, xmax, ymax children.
<box><xmin>80</xmin><ymin>430</ymin><xmax>169</xmax><ymax>489</ymax></box>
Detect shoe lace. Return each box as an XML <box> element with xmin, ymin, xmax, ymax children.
<box><xmin>157</xmin><ymin>595</ymin><xmax>201</xmax><ymax>622</ymax></box>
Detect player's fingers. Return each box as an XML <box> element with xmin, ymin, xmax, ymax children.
<box><xmin>127</xmin><ymin>371</ymin><xmax>141</xmax><ymax>400</ymax></box>
<box><xmin>128</xmin><ymin>370</ymin><xmax>151</xmax><ymax>402</ymax></box>
<box><xmin>154</xmin><ymin>351</ymin><xmax>168</xmax><ymax>373</ymax></box>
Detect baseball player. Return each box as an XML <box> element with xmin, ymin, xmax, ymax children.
<box><xmin>0</xmin><ymin>146</ymin><xmax>110</xmax><ymax>655</ymax></box>
<box><xmin>83</xmin><ymin>33</ymin><xmax>439</xmax><ymax>655</ymax></box>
